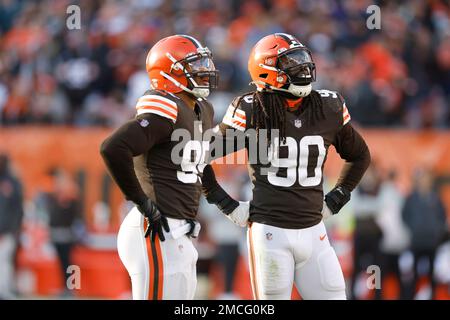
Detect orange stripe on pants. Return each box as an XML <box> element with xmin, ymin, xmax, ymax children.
<box><xmin>144</xmin><ymin>220</ymin><xmax>155</xmax><ymax>300</ymax></box>
<box><xmin>155</xmin><ymin>235</ymin><xmax>164</xmax><ymax>300</ymax></box>
<box><xmin>248</xmin><ymin>223</ymin><xmax>259</xmax><ymax>299</ymax></box>
<box><xmin>143</xmin><ymin>219</ymin><xmax>164</xmax><ymax>300</ymax></box>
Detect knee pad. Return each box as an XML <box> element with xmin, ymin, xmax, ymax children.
<box><xmin>317</xmin><ymin>247</ymin><xmax>346</xmax><ymax>293</ymax></box>
<box><xmin>258</xmin><ymin>251</ymin><xmax>293</xmax><ymax>296</ymax></box>
<box><xmin>164</xmin><ymin>270</ymin><xmax>196</xmax><ymax>300</ymax></box>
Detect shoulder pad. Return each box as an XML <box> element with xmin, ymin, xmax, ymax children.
<box><xmin>135</xmin><ymin>90</ymin><xmax>178</xmax><ymax>123</ymax></box>
<box><xmin>315</xmin><ymin>89</ymin><xmax>350</xmax><ymax>126</ymax></box>
<box><xmin>222</xmin><ymin>93</ymin><xmax>253</xmax><ymax>131</ymax></box>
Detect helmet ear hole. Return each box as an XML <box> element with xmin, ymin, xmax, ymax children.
<box><xmin>259</xmin><ymin>73</ymin><xmax>268</xmax><ymax>79</ymax></box>
<box><xmin>277</xmin><ymin>74</ymin><xmax>287</xmax><ymax>84</ymax></box>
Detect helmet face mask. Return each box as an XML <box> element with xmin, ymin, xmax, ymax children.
<box><xmin>277</xmin><ymin>48</ymin><xmax>316</xmax><ymax>86</ymax></box>
<box><xmin>146</xmin><ymin>35</ymin><xmax>219</xmax><ymax>98</ymax></box>
<box><xmin>178</xmin><ymin>51</ymin><xmax>219</xmax><ymax>95</ymax></box>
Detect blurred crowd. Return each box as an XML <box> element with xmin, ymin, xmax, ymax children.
<box><xmin>1</xmin><ymin>0</ymin><xmax>450</xmax><ymax>300</ymax></box>
<box><xmin>1</xmin><ymin>151</ymin><xmax>449</xmax><ymax>299</ymax></box>
<box><xmin>0</xmin><ymin>0</ymin><xmax>449</xmax><ymax>128</ymax></box>
<box><xmin>347</xmin><ymin>163</ymin><xmax>449</xmax><ymax>300</ymax></box>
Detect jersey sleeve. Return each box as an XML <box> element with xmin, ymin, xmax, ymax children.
<box><xmin>333</xmin><ymin>91</ymin><xmax>351</xmax><ymax>127</ymax></box>
<box><xmin>209</xmin><ymin>96</ymin><xmax>250</xmax><ymax>161</ymax></box>
<box><xmin>317</xmin><ymin>89</ymin><xmax>369</xmax><ymax>191</ymax></box>
<box><xmin>342</xmin><ymin>99</ymin><xmax>351</xmax><ymax>126</ymax></box>
<box><xmin>100</xmin><ymin>113</ymin><xmax>173</xmax><ymax>205</ymax></box>
<box><xmin>135</xmin><ymin>93</ymin><xmax>178</xmax><ymax>124</ymax></box>
<box><xmin>333</xmin><ymin>123</ymin><xmax>371</xmax><ymax>192</ymax></box>
<box><xmin>317</xmin><ymin>89</ymin><xmax>351</xmax><ymax>129</ymax></box>
<box><xmin>221</xmin><ymin>96</ymin><xmax>248</xmax><ymax>132</ymax></box>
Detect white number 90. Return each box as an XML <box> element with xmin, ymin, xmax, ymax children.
<box><xmin>267</xmin><ymin>135</ymin><xmax>326</xmax><ymax>187</ymax></box>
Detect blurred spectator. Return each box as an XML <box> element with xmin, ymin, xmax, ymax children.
<box><xmin>401</xmin><ymin>168</ymin><xmax>448</xmax><ymax>299</ymax></box>
<box><xmin>200</xmin><ymin>170</ymin><xmax>251</xmax><ymax>299</ymax></box>
<box><xmin>38</xmin><ymin>167</ymin><xmax>82</xmax><ymax>297</ymax></box>
<box><xmin>349</xmin><ymin>162</ymin><xmax>384</xmax><ymax>300</ymax></box>
<box><xmin>0</xmin><ymin>153</ymin><xmax>24</xmax><ymax>299</ymax></box>
<box><xmin>0</xmin><ymin>0</ymin><xmax>448</xmax><ymax>128</ymax></box>
<box><xmin>376</xmin><ymin>169</ymin><xmax>411</xmax><ymax>299</ymax></box>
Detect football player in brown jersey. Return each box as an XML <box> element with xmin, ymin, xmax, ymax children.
<box><xmin>212</xmin><ymin>33</ymin><xmax>371</xmax><ymax>299</ymax></box>
<box><xmin>100</xmin><ymin>35</ymin><xmax>246</xmax><ymax>300</ymax></box>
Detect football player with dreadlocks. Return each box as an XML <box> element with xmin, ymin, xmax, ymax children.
<box><xmin>211</xmin><ymin>33</ymin><xmax>371</xmax><ymax>299</ymax></box>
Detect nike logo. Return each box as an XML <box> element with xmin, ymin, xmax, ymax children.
<box><xmin>320</xmin><ymin>234</ymin><xmax>327</xmax><ymax>241</ymax></box>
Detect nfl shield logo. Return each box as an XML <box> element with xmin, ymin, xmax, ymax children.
<box><xmin>294</xmin><ymin>119</ymin><xmax>302</xmax><ymax>128</ymax></box>
<box><xmin>139</xmin><ymin>119</ymin><xmax>149</xmax><ymax>127</ymax></box>
<box><xmin>266</xmin><ymin>232</ymin><xmax>273</xmax><ymax>241</ymax></box>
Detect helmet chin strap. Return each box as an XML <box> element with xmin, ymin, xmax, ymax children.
<box><xmin>284</xmin><ymin>83</ymin><xmax>312</xmax><ymax>97</ymax></box>
<box><xmin>160</xmin><ymin>71</ymin><xmax>210</xmax><ymax>98</ymax></box>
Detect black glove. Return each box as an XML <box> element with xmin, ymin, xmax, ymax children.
<box><xmin>206</xmin><ymin>186</ymin><xmax>239</xmax><ymax>215</ymax></box>
<box><xmin>136</xmin><ymin>198</ymin><xmax>170</xmax><ymax>242</ymax></box>
<box><xmin>202</xmin><ymin>164</ymin><xmax>239</xmax><ymax>215</ymax></box>
<box><xmin>324</xmin><ymin>186</ymin><xmax>351</xmax><ymax>215</ymax></box>
<box><xmin>186</xmin><ymin>219</ymin><xmax>197</xmax><ymax>238</ymax></box>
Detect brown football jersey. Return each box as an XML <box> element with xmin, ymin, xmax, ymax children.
<box><xmin>217</xmin><ymin>89</ymin><xmax>367</xmax><ymax>229</ymax></box>
<box><xmin>101</xmin><ymin>89</ymin><xmax>214</xmax><ymax>220</ymax></box>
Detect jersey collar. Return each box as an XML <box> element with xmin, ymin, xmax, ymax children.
<box><xmin>285</xmin><ymin>97</ymin><xmax>303</xmax><ymax>112</ymax></box>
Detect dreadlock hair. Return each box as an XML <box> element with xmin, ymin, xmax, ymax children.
<box><xmin>236</xmin><ymin>89</ymin><xmax>325</xmax><ymax>144</ymax></box>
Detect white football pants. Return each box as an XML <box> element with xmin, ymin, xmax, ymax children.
<box><xmin>247</xmin><ymin>220</ymin><xmax>346</xmax><ymax>300</ymax></box>
<box><xmin>0</xmin><ymin>234</ymin><xmax>15</xmax><ymax>298</ymax></box>
<box><xmin>117</xmin><ymin>207</ymin><xmax>198</xmax><ymax>300</ymax></box>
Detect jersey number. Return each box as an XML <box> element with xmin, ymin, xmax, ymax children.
<box><xmin>177</xmin><ymin>141</ymin><xmax>209</xmax><ymax>184</ymax></box>
<box><xmin>317</xmin><ymin>89</ymin><xmax>337</xmax><ymax>98</ymax></box>
<box><xmin>267</xmin><ymin>136</ymin><xmax>326</xmax><ymax>187</ymax></box>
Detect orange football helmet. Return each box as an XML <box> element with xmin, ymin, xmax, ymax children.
<box><xmin>248</xmin><ymin>33</ymin><xmax>316</xmax><ymax>97</ymax></box>
<box><xmin>146</xmin><ymin>35</ymin><xmax>218</xmax><ymax>98</ymax></box>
